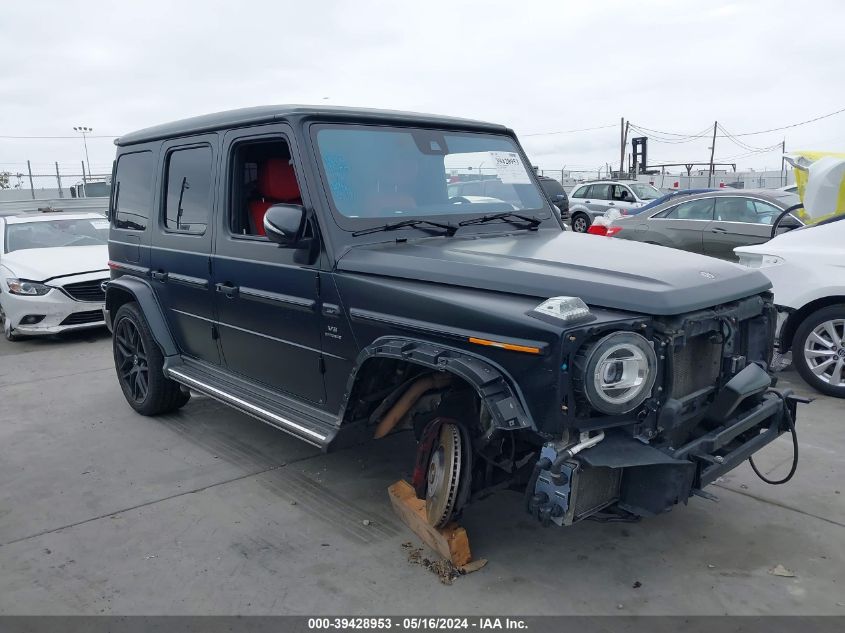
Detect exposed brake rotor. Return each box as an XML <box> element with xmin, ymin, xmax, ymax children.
<box><xmin>425</xmin><ymin>423</ymin><xmax>463</xmax><ymax>528</ymax></box>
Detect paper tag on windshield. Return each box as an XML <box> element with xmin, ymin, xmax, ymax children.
<box><xmin>489</xmin><ymin>151</ymin><xmax>531</xmax><ymax>184</ymax></box>
<box><xmin>90</xmin><ymin>219</ymin><xmax>109</xmax><ymax>229</ymax></box>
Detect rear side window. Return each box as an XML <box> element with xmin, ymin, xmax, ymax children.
<box><xmin>112</xmin><ymin>151</ymin><xmax>153</xmax><ymax>231</ymax></box>
<box><xmin>571</xmin><ymin>185</ymin><xmax>590</xmax><ymax>198</ymax></box>
<box><xmin>163</xmin><ymin>146</ymin><xmax>213</xmax><ymax>234</ymax></box>
<box><xmin>590</xmin><ymin>184</ymin><xmax>611</xmax><ymax>200</ymax></box>
<box><xmin>663</xmin><ymin>198</ymin><xmax>715</xmax><ymax>220</ymax></box>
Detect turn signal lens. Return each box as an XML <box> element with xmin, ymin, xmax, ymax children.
<box><xmin>533</xmin><ymin>296</ymin><xmax>591</xmax><ymax>323</ymax></box>
<box><xmin>468</xmin><ymin>337</ymin><xmax>541</xmax><ymax>354</ymax></box>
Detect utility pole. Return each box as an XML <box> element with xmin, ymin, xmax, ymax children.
<box><xmin>707</xmin><ymin>121</ymin><xmax>717</xmax><ymax>188</ymax></box>
<box><xmin>73</xmin><ymin>126</ymin><xmax>93</xmax><ymax>177</ymax></box>
<box><xmin>27</xmin><ymin>160</ymin><xmax>34</xmax><ymax>199</ymax></box>
<box><xmin>55</xmin><ymin>162</ymin><xmax>64</xmax><ymax>198</ymax></box>
<box><xmin>780</xmin><ymin>139</ymin><xmax>786</xmax><ymax>186</ymax></box>
<box><xmin>619</xmin><ymin>117</ymin><xmax>627</xmax><ymax>177</ymax></box>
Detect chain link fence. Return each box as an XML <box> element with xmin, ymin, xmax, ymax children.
<box><xmin>0</xmin><ymin>160</ymin><xmax>111</xmax><ymax>201</ymax></box>
<box><xmin>1</xmin><ymin>159</ymin><xmax>794</xmax><ymax>203</ymax></box>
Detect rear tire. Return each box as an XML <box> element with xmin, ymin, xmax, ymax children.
<box><xmin>112</xmin><ymin>302</ymin><xmax>191</xmax><ymax>415</ymax></box>
<box><xmin>791</xmin><ymin>304</ymin><xmax>845</xmax><ymax>398</ymax></box>
<box><xmin>571</xmin><ymin>213</ymin><xmax>591</xmax><ymax>233</ymax></box>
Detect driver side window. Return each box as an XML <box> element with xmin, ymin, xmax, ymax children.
<box><xmin>714</xmin><ymin>197</ymin><xmax>759</xmax><ymax>224</ymax></box>
<box><xmin>229</xmin><ymin>138</ymin><xmax>303</xmax><ymax>237</ymax></box>
<box><xmin>751</xmin><ymin>200</ymin><xmax>783</xmax><ymax>225</ymax></box>
<box><xmin>611</xmin><ymin>185</ymin><xmax>631</xmax><ymax>201</ymax></box>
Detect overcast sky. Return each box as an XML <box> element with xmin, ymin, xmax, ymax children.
<box><xmin>2</xmin><ymin>0</ymin><xmax>844</xmax><ymax>181</ymax></box>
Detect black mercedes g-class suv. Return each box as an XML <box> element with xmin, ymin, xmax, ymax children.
<box><xmin>105</xmin><ymin>105</ymin><xmax>799</xmax><ymax>529</ymax></box>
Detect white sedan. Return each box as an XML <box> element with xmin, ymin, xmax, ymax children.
<box><xmin>735</xmin><ymin>217</ymin><xmax>845</xmax><ymax>398</ymax></box>
<box><xmin>0</xmin><ymin>212</ymin><xmax>110</xmax><ymax>341</ymax></box>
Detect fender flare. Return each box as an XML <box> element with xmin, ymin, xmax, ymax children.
<box><xmin>341</xmin><ymin>336</ymin><xmax>537</xmax><ymax>433</ymax></box>
<box><xmin>105</xmin><ymin>276</ymin><xmax>179</xmax><ymax>357</ymax></box>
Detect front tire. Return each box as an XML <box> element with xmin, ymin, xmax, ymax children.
<box><xmin>1</xmin><ymin>310</ymin><xmax>19</xmax><ymax>342</ymax></box>
<box><xmin>791</xmin><ymin>304</ymin><xmax>845</xmax><ymax>398</ymax></box>
<box><xmin>112</xmin><ymin>302</ymin><xmax>190</xmax><ymax>415</ymax></box>
<box><xmin>571</xmin><ymin>213</ymin><xmax>591</xmax><ymax>233</ymax></box>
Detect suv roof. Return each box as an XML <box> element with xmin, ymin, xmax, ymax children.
<box><xmin>118</xmin><ymin>105</ymin><xmax>508</xmax><ymax>146</ymax></box>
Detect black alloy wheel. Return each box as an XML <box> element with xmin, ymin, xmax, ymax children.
<box><xmin>112</xmin><ymin>302</ymin><xmax>190</xmax><ymax>415</ymax></box>
<box><xmin>115</xmin><ymin>316</ymin><xmax>149</xmax><ymax>403</ymax></box>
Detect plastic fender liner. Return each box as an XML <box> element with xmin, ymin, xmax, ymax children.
<box><xmin>105</xmin><ymin>276</ymin><xmax>179</xmax><ymax>357</ymax></box>
<box><xmin>342</xmin><ymin>336</ymin><xmax>536</xmax><ymax>434</ymax></box>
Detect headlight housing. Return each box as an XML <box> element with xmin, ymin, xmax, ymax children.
<box><xmin>5</xmin><ymin>279</ymin><xmax>53</xmax><ymax>296</ymax></box>
<box><xmin>578</xmin><ymin>331</ymin><xmax>657</xmax><ymax>415</ymax></box>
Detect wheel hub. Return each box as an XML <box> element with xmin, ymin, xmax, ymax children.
<box><xmin>804</xmin><ymin>318</ymin><xmax>845</xmax><ymax>387</ymax></box>
<box><xmin>115</xmin><ymin>317</ymin><xmax>149</xmax><ymax>402</ymax></box>
<box><xmin>424</xmin><ymin>423</ymin><xmax>462</xmax><ymax>528</ymax></box>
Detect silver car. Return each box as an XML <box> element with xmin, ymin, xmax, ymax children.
<box><xmin>568</xmin><ymin>180</ymin><xmax>662</xmax><ymax>232</ymax></box>
<box><xmin>609</xmin><ymin>189</ymin><xmax>802</xmax><ymax>260</ymax></box>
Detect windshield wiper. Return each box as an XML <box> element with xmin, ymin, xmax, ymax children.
<box><xmin>457</xmin><ymin>212</ymin><xmax>541</xmax><ymax>230</ymax></box>
<box><xmin>352</xmin><ymin>219</ymin><xmax>457</xmax><ymax>237</ymax></box>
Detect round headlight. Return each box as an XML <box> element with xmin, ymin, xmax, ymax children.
<box><xmin>578</xmin><ymin>331</ymin><xmax>657</xmax><ymax>415</ymax></box>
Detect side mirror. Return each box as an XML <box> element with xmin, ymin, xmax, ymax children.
<box><xmin>264</xmin><ymin>204</ymin><xmax>306</xmax><ymax>247</ymax></box>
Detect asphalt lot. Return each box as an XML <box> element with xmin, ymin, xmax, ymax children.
<box><xmin>0</xmin><ymin>328</ymin><xmax>842</xmax><ymax>615</ymax></box>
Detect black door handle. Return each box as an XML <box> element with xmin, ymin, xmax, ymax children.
<box><xmin>711</xmin><ymin>227</ymin><xmax>728</xmax><ymax>234</ymax></box>
<box><xmin>151</xmin><ymin>270</ymin><xmax>168</xmax><ymax>282</ymax></box>
<box><xmin>215</xmin><ymin>282</ymin><xmax>239</xmax><ymax>298</ymax></box>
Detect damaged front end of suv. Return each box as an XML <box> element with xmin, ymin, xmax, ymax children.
<box><xmin>523</xmin><ymin>291</ymin><xmax>801</xmax><ymax>526</ymax></box>
<box><xmin>337</xmin><ymin>236</ymin><xmax>803</xmax><ymax>530</ymax></box>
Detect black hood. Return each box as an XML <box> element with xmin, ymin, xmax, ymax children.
<box><xmin>336</xmin><ymin>230</ymin><xmax>772</xmax><ymax>316</ymax></box>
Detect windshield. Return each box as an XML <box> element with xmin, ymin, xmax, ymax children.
<box><xmin>314</xmin><ymin>125</ymin><xmax>548</xmax><ymax>227</ymax></box>
<box><xmin>629</xmin><ymin>183</ymin><xmax>661</xmax><ymax>200</ymax></box>
<box><xmin>4</xmin><ymin>217</ymin><xmax>108</xmax><ymax>253</ymax></box>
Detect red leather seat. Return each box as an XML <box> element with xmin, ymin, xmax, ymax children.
<box><xmin>248</xmin><ymin>158</ymin><xmax>302</xmax><ymax>235</ymax></box>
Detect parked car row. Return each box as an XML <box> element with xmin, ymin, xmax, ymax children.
<box><xmin>608</xmin><ymin>189</ymin><xmax>802</xmax><ymax>261</ymax></box>
<box><xmin>567</xmin><ymin>179</ymin><xmax>663</xmax><ymax>232</ymax></box>
<box><xmin>448</xmin><ymin>175</ymin><xmax>569</xmax><ymax>222</ymax></box>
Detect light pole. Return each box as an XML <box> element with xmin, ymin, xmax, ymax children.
<box><xmin>73</xmin><ymin>126</ymin><xmax>93</xmax><ymax>178</ymax></box>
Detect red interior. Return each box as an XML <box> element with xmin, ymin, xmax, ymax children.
<box><xmin>248</xmin><ymin>158</ymin><xmax>302</xmax><ymax>235</ymax></box>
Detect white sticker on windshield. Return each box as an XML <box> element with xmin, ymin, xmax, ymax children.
<box><xmin>489</xmin><ymin>151</ymin><xmax>531</xmax><ymax>184</ymax></box>
<box><xmin>90</xmin><ymin>219</ymin><xmax>109</xmax><ymax>229</ymax></box>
